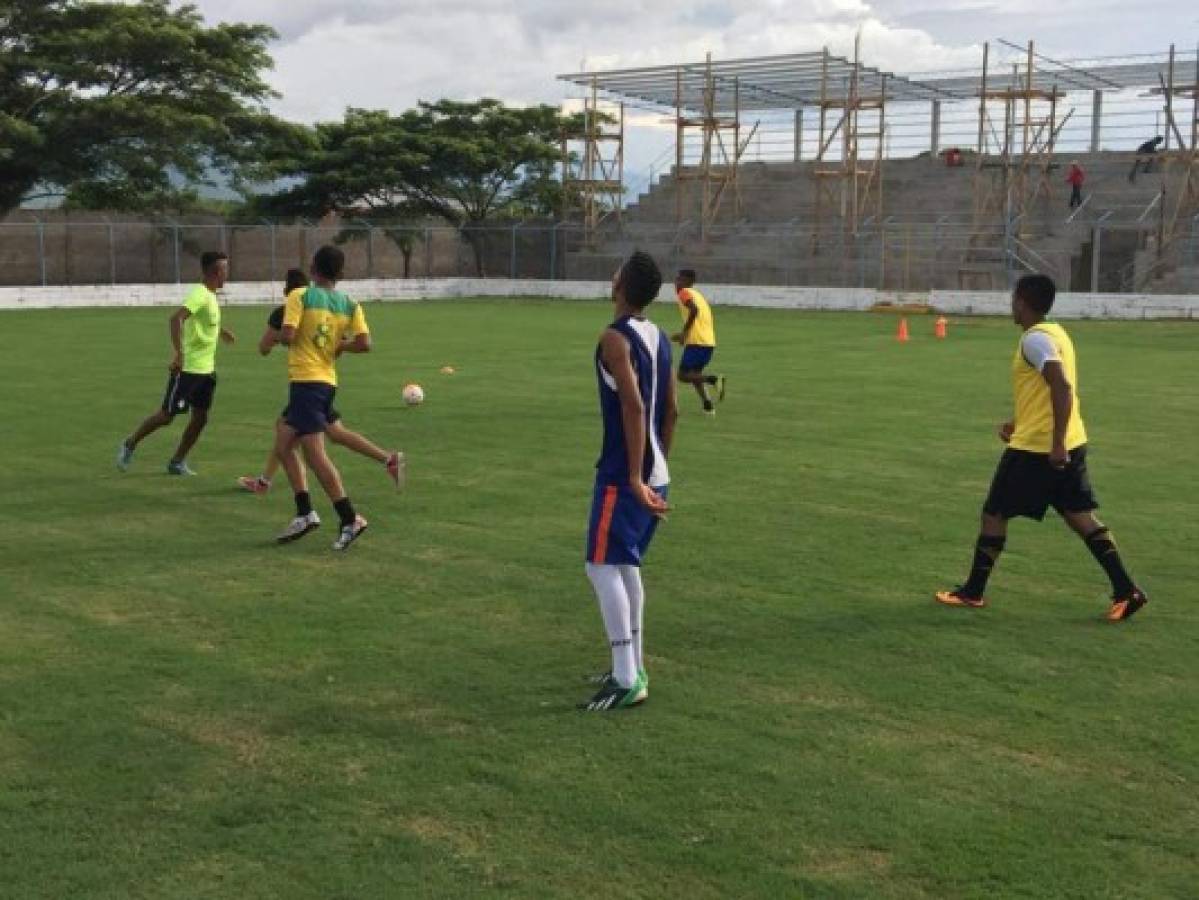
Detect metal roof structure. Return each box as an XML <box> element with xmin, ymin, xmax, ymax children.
<box><xmin>558</xmin><ymin>45</ymin><xmax>1198</xmax><ymax>114</ymax></box>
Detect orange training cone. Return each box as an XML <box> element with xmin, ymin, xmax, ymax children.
<box><xmin>897</xmin><ymin>318</ymin><xmax>910</xmax><ymax>343</ymax></box>
<box><xmin>935</xmin><ymin>316</ymin><xmax>948</xmax><ymax>339</ymax></box>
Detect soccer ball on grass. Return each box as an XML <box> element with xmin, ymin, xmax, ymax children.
<box><xmin>402</xmin><ymin>383</ymin><xmax>425</xmax><ymax>406</ymax></box>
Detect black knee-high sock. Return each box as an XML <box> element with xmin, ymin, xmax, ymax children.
<box><xmin>333</xmin><ymin>497</ymin><xmax>357</xmax><ymax>528</ymax></box>
<box><xmin>1083</xmin><ymin>527</ymin><xmax>1135</xmax><ymax>596</ymax></box>
<box><xmin>961</xmin><ymin>535</ymin><xmax>1005</xmax><ymax>597</ymax></box>
<box><xmin>295</xmin><ymin>491</ymin><xmax>313</xmax><ymax>517</ymax></box>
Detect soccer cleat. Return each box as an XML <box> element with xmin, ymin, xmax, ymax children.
<box><xmin>578</xmin><ymin>674</ymin><xmax>647</xmax><ymax>711</ymax></box>
<box><xmin>385</xmin><ymin>451</ymin><xmax>406</xmax><ymax>492</ymax></box>
<box><xmin>717</xmin><ymin>374</ymin><xmax>727</xmax><ymax>402</ymax></box>
<box><xmin>116</xmin><ymin>440</ymin><xmax>134</xmax><ymax>472</ymax></box>
<box><xmin>1107</xmin><ymin>588</ymin><xmax>1149</xmax><ymax>622</ymax></box>
<box><xmin>935</xmin><ymin>589</ymin><xmax>987</xmax><ymax>608</ymax></box>
<box><xmin>237</xmin><ymin>475</ymin><xmax>270</xmax><ymax>495</ymax></box>
<box><xmin>166</xmin><ymin>460</ymin><xmax>196</xmax><ymax>476</ymax></box>
<box><xmin>332</xmin><ymin>515</ymin><xmax>369</xmax><ymax>551</ymax></box>
<box><xmin>588</xmin><ymin>667</ymin><xmax>648</xmax><ymax>690</ymax></box>
<box><xmin>276</xmin><ymin>511</ymin><xmax>321</xmax><ymax>544</ymax></box>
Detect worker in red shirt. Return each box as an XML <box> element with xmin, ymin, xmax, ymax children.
<box><xmin>1066</xmin><ymin>161</ymin><xmax>1085</xmax><ymax>209</ymax></box>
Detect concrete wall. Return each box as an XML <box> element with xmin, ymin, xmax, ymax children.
<box><xmin>1</xmin><ymin>278</ymin><xmax>1196</xmax><ymax>319</ymax></box>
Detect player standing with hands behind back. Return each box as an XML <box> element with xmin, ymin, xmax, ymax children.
<box><xmin>581</xmin><ymin>251</ymin><xmax>678</xmax><ymax>711</ymax></box>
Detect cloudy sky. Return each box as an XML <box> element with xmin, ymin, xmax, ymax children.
<box><xmin>193</xmin><ymin>0</ymin><xmax>1193</xmax><ymax>182</ymax></box>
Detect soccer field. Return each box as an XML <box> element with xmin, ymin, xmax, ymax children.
<box><xmin>2</xmin><ymin>299</ymin><xmax>1196</xmax><ymax>898</ymax></box>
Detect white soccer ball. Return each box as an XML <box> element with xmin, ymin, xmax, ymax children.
<box><xmin>402</xmin><ymin>383</ymin><xmax>425</xmax><ymax>406</ymax></box>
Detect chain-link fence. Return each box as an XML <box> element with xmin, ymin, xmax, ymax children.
<box><xmin>2</xmin><ymin>210</ymin><xmax>1197</xmax><ymax>293</ymax></box>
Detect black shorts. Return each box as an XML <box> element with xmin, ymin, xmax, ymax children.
<box><xmin>161</xmin><ymin>371</ymin><xmax>217</xmax><ymax>416</ymax></box>
<box><xmin>284</xmin><ymin>382</ymin><xmax>336</xmax><ymax>436</ymax></box>
<box><xmin>279</xmin><ymin>404</ymin><xmax>341</xmax><ymax>425</ymax></box>
<box><xmin>983</xmin><ymin>445</ymin><xmax>1099</xmax><ymax>521</ymax></box>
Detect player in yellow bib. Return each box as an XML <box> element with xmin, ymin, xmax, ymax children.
<box><xmin>936</xmin><ymin>275</ymin><xmax>1148</xmax><ymax>621</ymax></box>
<box><xmin>273</xmin><ymin>246</ymin><xmax>374</xmax><ymax>551</ymax></box>
<box><xmin>672</xmin><ymin>270</ymin><xmax>726</xmax><ymax>416</ymax></box>
<box><xmin>116</xmin><ymin>251</ymin><xmax>235</xmax><ymax>475</ymax></box>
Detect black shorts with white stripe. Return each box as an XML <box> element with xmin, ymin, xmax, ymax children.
<box><xmin>161</xmin><ymin>371</ymin><xmax>217</xmax><ymax>417</ymax></box>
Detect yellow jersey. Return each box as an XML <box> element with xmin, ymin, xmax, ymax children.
<box><xmin>282</xmin><ymin>286</ymin><xmax>369</xmax><ymax>386</ymax></box>
<box><xmin>1009</xmin><ymin>322</ymin><xmax>1088</xmax><ymax>453</ymax></box>
<box><xmin>677</xmin><ymin>287</ymin><xmax>716</xmax><ymax>347</ymax></box>
<box><xmin>181</xmin><ymin>284</ymin><xmax>220</xmax><ymax>375</ymax></box>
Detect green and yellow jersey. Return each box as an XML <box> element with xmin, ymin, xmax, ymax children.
<box><xmin>282</xmin><ymin>286</ymin><xmax>369</xmax><ymax>386</ymax></box>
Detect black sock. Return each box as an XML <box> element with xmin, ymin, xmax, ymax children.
<box><xmin>1083</xmin><ymin>528</ymin><xmax>1135</xmax><ymax>597</ymax></box>
<box><xmin>704</xmin><ymin>374</ymin><xmax>718</xmax><ymax>385</ymax></box>
<box><xmin>295</xmin><ymin>491</ymin><xmax>313</xmax><ymax>517</ymax></box>
<box><xmin>333</xmin><ymin>497</ymin><xmax>357</xmax><ymax>528</ymax></box>
<box><xmin>961</xmin><ymin>535</ymin><xmax>1006</xmax><ymax>597</ymax></box>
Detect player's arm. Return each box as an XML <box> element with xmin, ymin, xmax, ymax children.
<box><xmin>258</xmin><ymin>327</ymin><xmax>279</xmax><ymax>356</ymax></box>
<box><xmin>661</xmin><ymin>362</ymin><xmax>679</xmax><ymax>458</ymax></box>
<box><xmin>168</xmin><ymin>307</ymin><xmax>191</xmax><ymax>371</ymax></box>
<box><xmin>338</xmin><ymin>303</ymin><xmax>372</xmax><ymax>355</ymax></box>
<box><xmin>673</xmin><ymin>300</ymin><xmax>698</xmax><ymax>344</ymax></box>
<box><xmin>279</xmin><ymin>290</ymin><xmax>303</xmax><ymax>346</ymax></box>
<box><xmin>601</xmin><ymin>329</ymin><xmax>668</xmax><ymax>516</ymax></box>
<box><xmin>1041</xmin><ymin>360</ymin><xmax>1074</xmax><ymax>468</ymax></box>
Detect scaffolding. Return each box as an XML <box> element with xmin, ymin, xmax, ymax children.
<box><xmin>1157</xmin><ymin>44</ymin><xmax>1199</xmax><ymax>249</ymax></box>
<box><xmin>811</xmin><ymin>36</ymin><xmax>886</xmax><ymax>254</ymax></box>
<box><xmin>560</xmin><ymin>78</ymin><xmax>624</xmax><ymax>243</ymax></box>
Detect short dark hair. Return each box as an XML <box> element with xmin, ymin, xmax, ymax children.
<box><xmin>200</xmin><ymin>251</ymin><xmax>228</xmax><ymax>274</ymax></box>
<box><xmin>312</xmin><ymin>245</ymin><xmax>345</xmax><ymax>281</ymax></box>
<box><xmin>284</xmin><ymin>267</ymin><xmax>309</xmax><ymax>295</ymax></box>
<box><xmin>1015</xmin><ymin>273</ymin><xmax>1056</xmax><ymax>315</ymax></box>
<box><xmin>621</xmin><ymin>251</ymin><xmax>662</xmax><ymax>308</ymax></box>
<box><xmin>677</xmin><ymin>268</ymin><xmax>697</xmax><ymax>286</ymax></box>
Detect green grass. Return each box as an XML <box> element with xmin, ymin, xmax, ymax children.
<box><xmin>1</xmin><ymin>300</ymin><xmax>1197</xmax><ymax>899</ymax></box>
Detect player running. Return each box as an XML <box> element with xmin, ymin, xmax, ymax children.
<box><xmin>935</xmin><ymin>274</ymin><xmax>1149</xmax><ymax>621</ymax></box>
<box><xmin>117</xmin><ymin>251</ymin><xmax>235</xmax><ymax>475</ymax></box>
<box><xmin>273</xmin><ymin>246</ymin><xmax>373</xmax><ymax>551</ymax></box>
<box><xmin>237</xmin><ymin>268</ymin><xmax>403</xmax><ymax>496</ymax></box>
<box><xmin>581</xmin><ymin>251</ymin><xmax>679</xmax><ymax>711</ymax></box>
<box><xmin>672</xmin><ymin>269</ymin><xmax>725</xmax><ymax>416</ymax></box>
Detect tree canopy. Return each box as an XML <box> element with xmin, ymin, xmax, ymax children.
<box><xmin>0</xmin><ymin>0</ymin><xmax>304</xmax><ymax>215</ymax></box>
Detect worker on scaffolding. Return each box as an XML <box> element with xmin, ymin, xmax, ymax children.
<box><xmin>1066</xmin><ymin>161</ymin><xmax>1086</xmax><ymax>209</ymax></box>
<box><xmin>1128</xmin><ymin>136</ymin><xmax>1164</xmax><ymax>182</ymax></box>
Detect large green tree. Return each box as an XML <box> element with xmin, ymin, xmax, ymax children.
<box><xmin>0</xmin><ymin>0</ymin><xmax>300</xmax><ymax>215</ymax></box>
<box><xmin>259</xmin><ymin>101</ymin><xmax>582</xmax><ymax>274</ymax></box>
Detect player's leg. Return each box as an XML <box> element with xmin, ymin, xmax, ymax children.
<box><xmin>274</xmin><ymin>418</ymin><xmax>321</xmax><ymax>543</ymax></box>
<box><xmin>168</xmin><ymin>407</ymin><xmax>208</xmax><ymax>474</ymax></box>
<box><xmin>299</xmin><ymin>433</ymin><xmax>367</xmax><ymax>550</ymax></box>
<box><xmin>581</xmin><ymin>484</ymin><xmax>649</xmax><ymax>710</ymax></box>
<box><xmin>1054</xmin><ymin>449</ymin><xmax>1147</xmax><ymax>620</ymax></box>
<box><xmin>239</xmin><ymin>419</ymin><xmax>286</xmax><ymax>494</ymax></box>
<box><xmin>119</xmin><ymin>373</ymin><xmax>181</xmax><ymax>468</ymax></box>
<box><xmin>937</xmin><ymin>450</ymin><xmax>1034</xmax><ymax>607</ymax></box>
<box><xmin>328</xmin><ymin>419</ymin><xmax>406</xmax><ymax>490</ymax></box>
<box><xmin>167</xmin><ymin>375</ymin><xmax>215</xmax><ymax>474</ymax></box>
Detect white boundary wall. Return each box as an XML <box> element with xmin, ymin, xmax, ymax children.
<box><xmin>1</xmin><ymin>279</ymin><xmax>1196</xmax><ymax>319</ymax></box>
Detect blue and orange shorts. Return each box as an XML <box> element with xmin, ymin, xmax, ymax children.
<box><xmin>586</xmin><ymin>481</ymin><xmax>669</xmax><ymax>567</ymax></box>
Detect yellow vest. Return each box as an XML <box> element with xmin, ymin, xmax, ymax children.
<box><xmin>1009</xmin><ymin>322</ymin><xmax>1088</xmax><ymax>453</ymax></box>
<box><xmin>677</xmin><ymin>287</ymin><xmax>716</xmax><ymax>347</ymax></box>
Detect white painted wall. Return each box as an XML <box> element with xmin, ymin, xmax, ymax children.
<box><xmin>1</xmin><ymin>279</ymin><xmax>1195</xmax><ymax>319</ymax></box>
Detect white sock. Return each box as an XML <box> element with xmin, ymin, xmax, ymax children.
<box><xmin>618</xmin><ymin>565</ymin><xmax>645</xmax><ymax>673</ymax></box>
<box><xmin>585</xmin><ymin>562</ymin><xmax>637</xmax><ymax>688</ymax></box>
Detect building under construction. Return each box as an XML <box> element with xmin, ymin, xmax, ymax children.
<box><xmin>557</xmin><ymin>40</ymin><xmax>1199</xmax><ymax>293</ymax></box>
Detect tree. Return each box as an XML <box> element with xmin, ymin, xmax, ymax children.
<box><xmin>258</xmin><ymin>101</ymin><xmax>582</xmax><ymax>275</ymax></box>
<box><xmin>0</xmin><ymin>0</ymin><xmax>301</xmax><ymax>216</ymax></box>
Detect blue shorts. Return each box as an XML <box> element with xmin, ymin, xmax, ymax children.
<box><xmin>586</xmin><ymin>482</ymin><xmax>669</xmax><ymax>567</ymax></box>
<box><xmin>680</xmin><ymin>345</ymin><xmax>714</xmax><ymax>372</ymax></box>
<box><xmin>284</xmin><ymin>382</ymin><xmax>336</xmax><ymax>436</ymax></box>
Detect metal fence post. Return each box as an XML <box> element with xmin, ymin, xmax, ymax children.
<box><xmin>172</xmin><ymin>223</ymin><xmax>181</xmax><ymax>284</ymax></box>
<box><xmin>34</xmin><ymin>215</ymin><xmax>47</xmax><ymax>286</ymax></box>
<box><xmin>106</xmin><ymin>216</ymin><xmax>116</xmax><ymax>284</ymax></box>
<box><xmin>510</xmin><ymin>222</ymin><xmax>523</xmax><ymax>278</ymax></box>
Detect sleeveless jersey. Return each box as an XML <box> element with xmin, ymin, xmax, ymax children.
<box><xmin>594</xmin><ymin>316</ymin><xmax>672</xmax><ymax>488</ymax></box>
<box><xmin>1009</xmin><ymin>321</ymin><xmax>1088</xmax><ymax>453</ymax></box>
